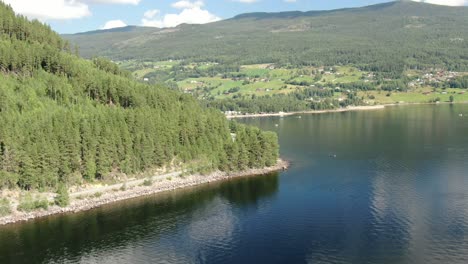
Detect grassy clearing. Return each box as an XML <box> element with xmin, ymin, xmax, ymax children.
<box><xmin>17</xmin><ymin>194</ymin><xmax>49</xmax><ymax>212</ymax></box>
<box><xmin>133</xmin><ymin>68</ymin><xmax>155</xmax><ymax>79</ymax></box>
<box><xmin>359</xmin><ymin>88</ymin><xmax>468</xmax><ymax>104</ymax></box>
<box><xmin>240</xmin><ymin>67</ymin><xmax>270</xmax><ymax>77</ymax></box>
<box><xmin>319</xmin><ymin>66</ymin><xmax>364</xmax><ymax>84</ymax></box>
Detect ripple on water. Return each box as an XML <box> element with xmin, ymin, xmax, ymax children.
<box><xmin>3</xmin><ymin>104</ymin><xmax>468</xmax><ymax>264</ymax></box>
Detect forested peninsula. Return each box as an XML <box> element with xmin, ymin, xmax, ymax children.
<box><xmin>0</xmin><ymin>3</ymin><xmax>281</xmax><ymax>223</ymax></box>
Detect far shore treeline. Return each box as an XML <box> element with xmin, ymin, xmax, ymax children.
<box><xmin>0</xmin><ymin>3</ymin><xmax>279</xmax><ymax>191</ymax></box>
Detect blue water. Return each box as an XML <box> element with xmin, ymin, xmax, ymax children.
<box><xmin>1</xmin><ymin>104</ymin><xmax>468</xmax><ymax>263</ymax></box>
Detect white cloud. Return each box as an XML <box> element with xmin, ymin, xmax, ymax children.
<box><xmin>141</xmin><ymin>3</ymin><xmax>220</xmax><ymax>28</ymax></box>
<box><xmin>284</xmin><ymin>0</ymin><xmax>297</xmax><ymax>3</ymax></box>
<box><xmin>101</xmin><ymin>19</ymin><xmax>127</xmax><ymax>29</ymax></box>
<box><xmin>411</xmin><ymin>0</ymin><xmax>467</xmax><ymax>6</ymax></box>
<box><xmin>171</xmin><ymin>0</ymin><xmax>204</xmax><ymax>9</ymax></box>
<box><xmin>84</xmin><ymin>0</ymin><xmax>140</xmax><ymax>4</ymax></box>
<box><xmin>143</xmin><ymin>9</ymin><xmax>160</xmax><ymax>19</ymax></box>
<box><xmin>2</xmin><ymin>0</ymin><xmax>141</xmax><ymax>21</ymax></box>
<box><xmin>233</xmin><ymin>0</ymin><xmax>259</xmax><ymax>3</ymax></box>
<box><xmin>3</xmin><ymin>0</ymin><xmax>91</xmax><ymax>20</ymax></box>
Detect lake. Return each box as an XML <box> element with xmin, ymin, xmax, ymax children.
<box><xmin>1</xmin><ymin>104</ymin><xmax>468</xmax><ymax>264</ymax></box>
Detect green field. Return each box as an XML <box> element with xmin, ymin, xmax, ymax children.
<box><xmin>318</xmin><ymin>66</ymin><xmax>366</xmax><ymax>84</ymax></box>
<box><xmin>118</xmin><ymin>60</ymin><xmax>467</xmax><ymax>106</ymax></box>
<box><xmin>359</xmin><ymin>88</ymin><xmax>468</xmax><ymax>105</ymax></box>
<box><xmin>121</xmin><ymin>61</ymin><xmax>380</xmax><ymax>99</ymax></box>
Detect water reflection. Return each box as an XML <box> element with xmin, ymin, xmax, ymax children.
<box><xmin>245</xmin><ymin>104</ymin><xmax>468</xmax><ymax>264</ymax></box>
<box><xmin>0</xmin><ymin>173</ymin><xmax>279</xmax><ymax>264</ymax></box>
<box><xmin>367</xmin><ymin>150</ymin><xmax>468</xmax><ymax>264</ymax></box>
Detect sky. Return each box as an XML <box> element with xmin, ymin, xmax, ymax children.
<box><xmin>3</xmin><ymin>0</ymin><xmax>468</xmax><ymax>34</ymax></box>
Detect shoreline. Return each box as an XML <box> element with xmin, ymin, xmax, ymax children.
<box><xmin>0</xmin><ymin>159</ymin><xmax>289</xmax><ymax>226</ymax></box>
<box><xmin>226</xmin><ymin>105</ymin><xmax>386</xmax><ymax>118</ymax></box>
<box><xmin>226</xmin><ymin>101</ymin><xmax>468</xmax><ymax>119</ymax></box>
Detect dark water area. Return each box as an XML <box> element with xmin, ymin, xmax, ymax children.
<box><xmin>1</xmin><ymin>104</ymin><xmax>468</xmax><ymax>264</ymax></box>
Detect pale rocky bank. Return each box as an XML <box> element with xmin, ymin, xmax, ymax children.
<box><xmin>0</xmin><ymin>159</ymin><xmax>289</xmax><ymax>226</ymax></box>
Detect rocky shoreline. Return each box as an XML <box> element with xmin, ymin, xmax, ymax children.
<box><xmin>0</xmin><ymin>159</ymin><xmax>289</xmax><ymax>226</ymax></box>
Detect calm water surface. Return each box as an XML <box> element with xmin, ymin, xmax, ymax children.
<box><xmin>1</xmin><ymin>104</ymin><xmax>468</xmax><ymax>264</ymax></box>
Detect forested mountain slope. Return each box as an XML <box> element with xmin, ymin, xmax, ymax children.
<box><xmin>0</xmin><ymin>3</ymin><xmax>279</xmax><ymax>191</ymax></box>
<box><xmin>65</xmin><ymin>1</ymin><xmax>468</xmax><ymax>73</ymax></box>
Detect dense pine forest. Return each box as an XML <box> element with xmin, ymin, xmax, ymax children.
<box><xmin>0</xmin><ymin>3</ymin><xmax>279</xmax><ymax>191</ymax></box>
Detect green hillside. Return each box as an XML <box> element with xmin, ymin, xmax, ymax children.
<box><xmin>65</xmin><ymin>1</ymin><xmax>468</xmax><ymax>73</ymax></box>
<box><xmin>0</xmin><ymin>3</ymin><xmax>279</xmax><ymax>191</ymax></box>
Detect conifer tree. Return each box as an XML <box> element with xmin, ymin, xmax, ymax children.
<box><xmin>0</xmin><ymin>2</ymin><xmax>279</xmax><ymax>191</ymax></box>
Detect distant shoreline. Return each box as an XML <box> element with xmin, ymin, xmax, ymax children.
<box><xmin>226</xmin><ymin>102</ymin><xmax>468</xmax><ymax>119</ymax></box>
<box><xmin>0</xmin><ymin>159</ymin><xmax>289</xmax><ymax>226</ymax></box>
<box><xmin>226</xmin><ymin>105</ymin><xmax>386</xmax><ymax>119</ymax></box>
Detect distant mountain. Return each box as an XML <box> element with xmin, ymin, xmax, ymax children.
<box><xmin>71</xmin><ymin>25</ymin><xmax>152</xmax><ymax>35</ymax></box>
<box><xmin>64</xmin><ymin>1</ymin><xmax>468</xmax><ymax>72</ymax></box>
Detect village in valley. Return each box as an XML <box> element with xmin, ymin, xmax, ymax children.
<box><xmin>119</xmin><ymin>60</ymin><xmax>468</xmax><ymax>110</ymax></box>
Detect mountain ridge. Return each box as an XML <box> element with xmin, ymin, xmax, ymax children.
<box><xmin>69</xmin><ymin>25</ymin><xmax>154</xmax><ymax>36</ymax></box>
<box><xmin>64</xmin><ymin>0</ymin><xmax>468</xmax><ymax>72</ymax></box>
<box><xmin>67</xmin><ymin>1</ymin><xmax>466</xmax><ymax>35</ymax></box>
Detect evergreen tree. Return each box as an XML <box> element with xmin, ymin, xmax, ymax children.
<box><xmin>0</xmin><ymin>2</ymin><xmax>280</xmax><ymax>191</ymax></box>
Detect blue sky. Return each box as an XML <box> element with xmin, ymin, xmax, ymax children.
<box><xmin>3</xmin><ymin>0</ymin><xmax>467</xmax><ymax>34</ymax></box>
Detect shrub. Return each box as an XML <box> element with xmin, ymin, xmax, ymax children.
<box><xmin>54</xmin><ymin>183</ymin><xmax>70</xmax><ymax>207</ymax></box>
<box><xmin>0</xmin><ymin>198</ymin><xmax>11</xmax><ymax>217</ymax></box>
<box><xmin>35</xmin><ymin>199</ymin><xmax>49</xmax><ymax>210</ymax></box>
<box><xmin>17</xmin><ymin>194</ymin><xmax>49</xmax><ymax>212</ymax></box>
<box><xmin>143</xmin><ymin>178</ymin><xmax>153</xmax><ymax>186</ymax></box>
